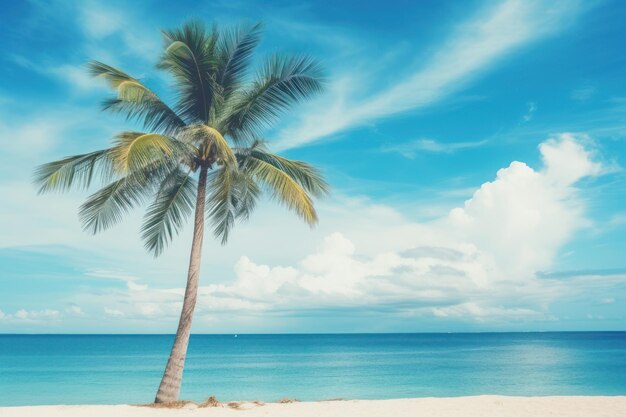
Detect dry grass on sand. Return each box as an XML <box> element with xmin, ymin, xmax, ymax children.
<box><xmin>139</xmin><ymin>396</ymin><xmax>268</xmax><ymax>411</ymax></box>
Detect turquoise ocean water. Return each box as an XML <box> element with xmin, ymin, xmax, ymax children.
<box><xmin>0</xmin><ymin>332</ymin><xmax>625</xmax><ymax>406</ymax></box>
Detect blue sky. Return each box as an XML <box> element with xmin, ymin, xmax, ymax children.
<box><xmin>1</xmin><ymin>0</ymin><xmax>625</xmax><ymax>333</ymax></box>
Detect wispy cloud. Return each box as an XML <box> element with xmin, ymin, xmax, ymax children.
<box><xmin>538</xmin><ymin>268</ymin><xmax>626</xmax><ymax>279</ymax></box>
<box><xmin>382</xmin><ymin>138</ymin><xmax>488</xmax><ymax>158</ymax></box>
<box><xmin>77</xmin><ymin>1</ymin><xmax>160</xmax><ymax>60</ymax></box>
<box><xmin>275</xmin><ymin>0</ymin><xmax>584</xmax><ymax>150</ymax></box>
<box><xmin>571</xmin><ymin>86</ymin><xmax>597</xmax><ymax>102</ymax></box>
<box><xmin>78</xmin><ymin>2</ymin><xmax>125</xmax><ymax>39</ymax></box>
<box><xmin>8</xmin><ymin>53</ymin><xmax>106</xmax><ymax>93</ymax></box>
<box><xmin>23</xmin><ymin>0</ymin><xmax>161</xmax><ymax>65</ymax></box>
<box><xmin>609</xmin><ymin>213</ymin><xmax>626</xmax><ymax>226</ymax></box>
<box><xmin>50</xmin><ymin>64</ymin><xmax>108</xmax><ymax>92</ymax></box>
<box><xmin>523</xmin><ymin>102</ymin><xmax>537</xmax><ymax>122</ymax></box>
<box><xmin>0</xmin><ymin>115</ymin><xmax>74</xmax><ymax>158</ymax></box>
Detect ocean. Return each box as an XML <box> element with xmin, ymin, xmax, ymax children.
<box><xmin>0</xmin><ymin>332</ymin><xmax>624</xmax><ymax>406</ymax></box>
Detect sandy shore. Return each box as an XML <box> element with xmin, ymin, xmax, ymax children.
<box><xmin>2</xmin><ymin>396</ymin><xmax>626</xmax><ymax>417</ymax></box>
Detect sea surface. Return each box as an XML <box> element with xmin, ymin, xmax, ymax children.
<box><xmin>0</xmin><ymin>332</ymin><xmax>625</xmax><ymax>406</ymax></box>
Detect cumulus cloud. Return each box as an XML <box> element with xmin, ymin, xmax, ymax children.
<box><xmin>211</xmin><ymin>134</ymin><xmax>604</xmax><ymax>317</ymax></box>
<box><xmin>445</xmin><ymin>134</ymin><xmax>602</xmax><ymax>282</ymax></box>
<box><xmin>540</xmin><ymin>133</ymin><xmax>603</xmax><ymax>184</ymax></box>
<box><xmin>79</xmin><ymin>134</ymin><xmax>619</xmax><ymax>326</ymax></box>
<box><xmin>0</xmin><ymin>308</ymin><xmax>62</xmax><ymax>324</ymax></box>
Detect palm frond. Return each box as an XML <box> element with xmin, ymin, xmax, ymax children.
<box><xmin>141</xmin><ymin>168</ymin><xmax>197</xmax><ymax>256</ymax></box>
<box><xmin>158</xmin><ymin>21</ymin><xmax>220</xmax><ymax>124</ymax></box>
<box><xmin>207</xmin><ymin>167</ymin><xmax>260</xmax><ymax>244</ymax></box>
<box><xmin>89</xmin><ymin>61</ymin><xmax>185</xmax><ymax>134</ymax></box>
<box><xmin>216</xmin><ymin>22</ymin><xmax>263</xmax><ymax>100</ymax></box>
<box><xmin>108</xmin><ymin>132</ymin><xmax>179</xmax><ymax>173</ymax></box>
<box><xmin>78</xmin><ymin>164</ymin><xmax>168</xmax><ymax>234</ymax></box>
<box><xmin>238</xmin><ymin>142</ymin><xmax>329</xmax><ymax>197</ymax></box>
<box><xmin>222</xmin><ymin>54</ymin><xmax>324</xmax><ymax>142</ymax></box>
<box><xmin>34</xmin><ymin>149</ymin><xmax>114</xmax><ymax>193</ymax></box>
<box><xmin>242</xmin><ymin>156</ymin><xmax>317</xmax><ymax>226</ymax></box>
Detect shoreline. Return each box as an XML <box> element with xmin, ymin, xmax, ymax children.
<box><xmin>3</xmin><ymin>396</ymin><xmax>626</xmax><ymax>417</ymax></box>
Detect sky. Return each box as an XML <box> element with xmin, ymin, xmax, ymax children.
<box><xmin>0</xmin><ymin>0</ymin><xmax>625</xmax><ymax>333</ymax></box>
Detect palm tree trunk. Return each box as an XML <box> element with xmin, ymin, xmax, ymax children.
<box><xmin>155</xmin><ymin>164</ymin><xmax>208</xmax><ymax>403</ymax></box>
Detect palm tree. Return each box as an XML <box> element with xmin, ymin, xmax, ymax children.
<box><xmin>34</xmin><ymin>21</ymin><xmax>328</xmax><ymax>403</ymax></box>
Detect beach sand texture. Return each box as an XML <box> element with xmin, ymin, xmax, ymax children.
<box><xmin>3</xmin><ymin>396</ymin><xmax>626</xmax><ymax>417</ymax></box>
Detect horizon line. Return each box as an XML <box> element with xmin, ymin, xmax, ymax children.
<box><xmin>1</xmin><ymin>330</ymin><xmax>625</xmax><ymax>336</ymax></box>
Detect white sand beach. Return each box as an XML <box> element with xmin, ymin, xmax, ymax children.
<box><xmin>3</xmin><ymin>396</ymin><xmax>626</xmax><ymax>417</ymax></box>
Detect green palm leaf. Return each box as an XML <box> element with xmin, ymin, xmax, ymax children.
<box><xmin>108</xmin><ymin>132</ymin><xmax>178</xmax><ymax>173</ymax></box>
<box><xmin>159</xmin><ymin>21</ymin><xmax>220</xmax><ymax>124</ymax></box>
<box><xmin>89</xmin><ymin>61</ymin><xmax>185</xmax><ymax>134</ymax></box>
<box><xmin>207</xmin><ymin>167</ymin><xmax>260</xmax><ymax>244</ymax></box>
<box><xmin>239</xmin><ymin>142</ymin><xmax>328</xmax><ymax>197</ymax></box>
<box><xmin>216</xmin><ymin>23</ymin><xmax>263</xmax><ymax>100</ymax></box>
<box><xmin>242</xmin><ymin>156</ymin><xmax>317</xmax><ymax>226</ymax></box>
<box><xmin>79</xmin><ymin>171</ymin><xmax>157</xmax><ymax>234</ymax></box>
<box><xmin>141</xmin><ymin>168</ymin><xmax>197</xmax><ymax>256</ymax></box>
<box><xmin>223</xmin><ymin>54</ymin><xmax>324</xmax><ymax>142</ymax></box>
<box><xmin>34</xmin><ymin>149</ymin><xmax>114</xmax><ymax>193</ymax></box>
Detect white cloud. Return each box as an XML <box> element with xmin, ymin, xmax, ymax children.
<box><xmin>8</xmin><ymin>53</ymin><xmax>106</xmax><ymax>93</ymax></box>
<box><xmin>14</xmin><ymin>310</ymin><xmax>29</xmax><ymax>320</ymax></box>
<box><xmin>382</xmin><ymin>138</ymin><xmax>488</xmax><ymax>158</ymax></box>
<box><xmin>87</xmin><ymin>269</ymin><xmax>141</xmax><ymax>282</ymax></box>
<box><xmin>97</xmin><ymin>287</ymin><xmax>182</xmax><ymax>320</ymax></box>
<box><xmin>78</xmin><ymin>2</ymin><xmax>124</xmax><ymax>39</ymax></box>
<box><xmin>219</xmin><ymin>134</ymin><xmax>603</xmax><ymax>317</ymax></box>
<box><xmin>0</xmin><ymin>106</ymin><xmax>120</xmax><ymax>168</ymax></box>
<box><xmin>430</xmin><ymin>303</ymin><xmax>542</xmax><ymax>321</ymax></box>
<box><xmin>523</xmin><ymin>102</ymin><xmax>537</xmax><ymax>122</ymax></box>
<box><xmin>66</xmin><ymin>133</ymin><xmax>618</xmax><ymax>326</ymax></box>
<box><xmin>76</xmin><ymin>1</ymin><xmax>160</xmax><ymax>59</ymax></box>
<box><xmin>1</xmin><ymin>130</ymin><xmax>619</xmax><ymax>331</ymax></box>
<box><xmin>3</xmin><ymin>308</ymin><xmax>63</xmax><ymax>323</ymax></box>
<box><xmin>49</xmin><ymin>64</ymin><xmax>108</xmax><ymax>92</ymax></box>
<box><xmin>445</xmin><ymin>134</ymin><xmax>602</xmax><ymax>282</ymax></box>
<box><xmin>609</xmin><ymin>213</ymin><xmax>626</xmax><ymax>226</ymax></box>
<box><xmin>65</xmin><ymin>305</ymin><xmax>83</xmax><ymax>315</ymax></box>
<box><xmin>0</xmin><ymin>118</ymin><xmax>67</xmax><ymax>157</ymax></box>
<box><xmin>275</xmin><ymin>0</ymin><xmax>583</xmax><ymax>150</ymax></box>
<box><xmin>21</xmin><ymin>0</ymin><xmax>161</xmax><ymax>71</ymax></box>
<box><xmin>571</xmin><ymin>86</ymin><xmax>596</xmax><ymax>101</ymax></box>
<box><xmin>104</xmin><ymin>307</ymin><xmax>124</xmax><ymax>317</ymax></box>
<box><xmin>127</xmin><ymin>281</ymin><xmax>149</xmax><ymax>291</ymax></box>
<box><xmin>540</xmin><ymin>133</ymin><xmax>603</xmax><ymax>184</ymax></box>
